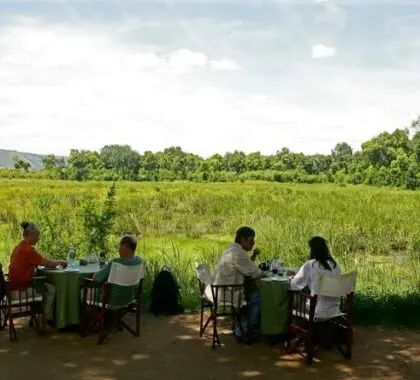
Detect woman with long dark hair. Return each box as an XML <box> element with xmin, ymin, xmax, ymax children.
<box><xmin>290</xmin><ymin>236</ymin><xmax>341</xmax><ymax>319</ymax></box>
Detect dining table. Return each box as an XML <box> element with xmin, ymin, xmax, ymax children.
<box><xmin>37</xmin><ymin>264</ymin><xmax>101</xmax><ymax>329</ymax></box>
<box><xmin>256</xmin><ymin>269</ymin><xmax>297</xmax><ymax>336</ymax></box>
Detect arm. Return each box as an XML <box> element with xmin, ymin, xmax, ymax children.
<box><xmin>234</xmin><ymin>252</ymin><xmax>263</xmax><ymax>280</ymax></box>
<box><xmin>28</xmin><ymin>246</ymin><xmax>66</xmax><ymax>268</ymax></box>
<box><xmin>40</xmin><ymin>257</ymin><xmax>67</xmax><ymax>268</ymax></box>
<box><xmin>250</xmin><ymin>248</ymin><xmax>260</xmax><ymax>262</ymax></box>
<box><xmin>290</xmin><ymin>262</ymin><xmax>310</xmax><ymax>290</ymax></box>
<box><xmin>92</xmin><ymin>262</ymin><xmax>112</xmax><ymax>283</ymax></box>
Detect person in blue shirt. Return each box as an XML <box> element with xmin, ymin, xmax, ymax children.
<box><xmin>93</xmin><ymin>235</ymin><xmax>142</xmax><ymax>283</ymax></box>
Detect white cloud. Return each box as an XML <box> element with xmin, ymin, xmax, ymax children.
<box><xmin>166</xmin><ymin>49</ymin><xmax>208</xmax><ymax>74</ymax></box>
<box><xmin>311</xmin><ymin>44</ymin><xmax>336</xmax><ymax>59</ymax></box>
<box><xmin>209</xmin><ymin>58</ymin><xmax>241</xmax><ymax>71</ymax></box>
<box><xmin>0</xmin><ymin>12</ymin><xmax>419</xmax><ymax>157</ymax></box>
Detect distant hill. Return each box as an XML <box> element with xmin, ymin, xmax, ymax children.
<box><xmin>0</xmin><ymin>149</ymin><xmax>46</xmax><ymax>170</ymax></box>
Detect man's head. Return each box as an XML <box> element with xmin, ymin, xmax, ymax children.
<box><xmin>21</xmin><ymin>221</ymin><xmax>40</xmax><ymax>245</ymax></box>
<box><xmin>234</xmin><ymin>226</ymin><xmax>256</xmax><ymax>252</ymax></box>
<box><xmin>119</xmin><ymin>235</ymin><xmax>137</xmax><ymax>257</ymax></box>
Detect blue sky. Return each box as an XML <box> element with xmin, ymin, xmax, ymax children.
<box><xmin>0</xmin><ymin>0</ymin><xmax>419</xmax><ymax>156</ymax></box>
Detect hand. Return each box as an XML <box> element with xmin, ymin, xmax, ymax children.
<box><xmin>60</xmin><ymin>260</ymin><xmax>68</xmax><ymax>268</ymax></box>
<box><xmin>253</xmin><ymin>248</ymin><xmax>261</xmax><ymax>256</ymax></box>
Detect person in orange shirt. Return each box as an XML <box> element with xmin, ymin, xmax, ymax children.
<box><xmin>9</xmin><ymin>222</ymin><xmax>67</xmax><ymax>321</ymax></box>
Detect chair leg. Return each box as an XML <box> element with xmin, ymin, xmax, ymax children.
<box><xmin>8</xmin><ymin>311</ymin><xmax>17</xmax><ymax>342</ymax></box>
<box><xmin>0</xmin><ymin>309</ymin><xmax>7</xmax><ymax>330</ymax></box>
<box><xmin>80</xmin><ymin>313</ymin><xmax>98</xmax><ymax>338</ymax></box>
<box><xmin>199</xmin><ymin>305</ymin><xmax>204</xmax><ymax>337</ymax></box>
<box><xmin>136</xmin><ymin>305</ymin><xmax>141</xmax><ymax>337</ymax></box>
<box><xmin>32</xmin><ymin>304</ymin><xmax>46</xmax><ymax>336</ymax></box>
<box><xmin>98</xmin><ymin>311</ymin><xmax>125</xmax><ymax>344</ymax></box>
<box><xmin>345</xmin><ymin>329</ymin><xmax>353</xmax><ymax>360</ymax></box>
<box><xmin>97</xmin><ymin>315</ymin><xmax>106</xmax><ymax>345</ymax></box>
<box><xmin>212</xmin><ymin>313</ymin><xmax>219</xmax><ymax>349</ymax></box>
<box><xmin>306</xmin><ymin>331</ymin><xmax>315</xmax><ymax>365</ymax></box>
<box><xmin>120</xmin><ymin>308</ymin><xmax>139</xmax><ymax>338</ymax></box>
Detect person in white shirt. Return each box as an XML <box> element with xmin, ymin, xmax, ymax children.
<box><xmin>209</xmin><ymin>226</ymin><xmax>265</xmax><ymax>342</ymax></box>
<box><xmin>290</xmin><ymin>236</ymin><xmax>341</xmax><ymax>320</ymax></box>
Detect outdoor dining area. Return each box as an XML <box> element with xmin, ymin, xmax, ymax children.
<box><xmin>0</xmin><ymin>224</ymin><xmax>358</xmax><ymax>369</ymax></box>
<box><xmin>195</xmin><ymin>259</ymin><xmax>356</xmax><ymax>364</ymax></box>
<box><xmin>0</xmin><ymin>257</ymin><xmax>145</xmax><ymax>345</ymax></box>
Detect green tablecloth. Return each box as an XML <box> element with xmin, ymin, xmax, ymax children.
<box><xmin>256</xmin><ymin>277</ymin><xmax>290</xmax><ymax>335</ymax></box>
<box><xmin>38</xmin><ymin>265</ymin><xmax>99</xmax><ymax>329</ymax></box>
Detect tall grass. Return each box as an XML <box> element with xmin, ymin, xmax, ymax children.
<box><xmin>0</xmin><ymin>179</ymin><xmax>419</xmax><ymax>327</ymax></box>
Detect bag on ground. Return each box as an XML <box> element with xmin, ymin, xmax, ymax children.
<box><xmin>149</xmin><ymin>266</ymin><xmax>184</xmax><ymax>315</ymax></box>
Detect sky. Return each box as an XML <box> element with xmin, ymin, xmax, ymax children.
<box><xmin>0</xmin><ymin>0</ymin><xmax>419</xmax><ymax>157</ymax></box>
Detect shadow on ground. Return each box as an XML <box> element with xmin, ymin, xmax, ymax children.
<box><xmin>1</xmin><ymin>313</ymin><xmax>419</xmax><ymax>380</ymax></box>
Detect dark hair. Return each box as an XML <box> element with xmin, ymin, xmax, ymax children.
<box><xmin>120</xmin><ymin>235</ymin><xmax>137</xmax><ymax>252</ymax></box>
<box><xmin>308</xmin><ymin>236</ymin><xmax>337</xmax><ymax>271</ymax></box>
<box><xmin>20</xmin><ymin>221</ymin><xmax>40</xmax><ymax>237</ymax></box>
<box><xmin>20</xmin><ymin>221</ymin><xmax>30</xmax><ymax>229</ymax></box>
<box><xmin>235</xmin><ymin>226</ymin><xmax>255</xmax><ymax>244</ymax></box>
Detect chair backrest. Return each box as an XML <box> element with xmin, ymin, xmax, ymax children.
<box><xmin>108</xmin><ymin>261</ymin><xmax>145</xmax><ymax>286</ymax></box>
<box><xmin>316</xmin><ymin>271</ymin><xmax>357</xmax><ymax>298</ymax></box>
<box><xmin>288</xmin><ymin>289</ymin><xmax>318</xmax><ymax>323</ymax></box>
<box><xmin>210</xmin><ymin>284</ymin><xmax>246</xmax><ymax>314</ymax></box>
<box><xmin>106</xmin><ymin>261</ymin><xmax>145</xmax><ymax>308</ymax></box>
<box><xmin>195</xmin><ymin>263</ymin><xmax>213</xmax><ymax>286</ymax></box>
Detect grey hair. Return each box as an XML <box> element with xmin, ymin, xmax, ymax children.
<box><xmin>20</xmin><ymin>221</ymin><xmax>40</xmax><ymax>237</ymax></box>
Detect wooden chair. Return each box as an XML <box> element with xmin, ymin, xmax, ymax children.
<box><xmin>286</xmin><ymin>271</ymin><xmax>357</xmax><ymax>364</ymax></box>
<box><xmin>195</xmin><ymin>263</ymin><xmax>214</xmax><ymax>337</ymax></box>
<box><xmin>80</xmin><ymin>261</ymin><xmax>145</xmax><ymax>345</ymax></box>
<box><xmin>3</xmin><ymin>276</ymin><xmax>47</xmax><ymax>341</ymax></box>
<box><xmin>209</xmin><ymin>283</ymin><xmax>248</xmax><ymax>349</ymax></box>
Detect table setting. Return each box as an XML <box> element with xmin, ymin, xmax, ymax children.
<box><xmin>35</xmin><ymin>251</ymin><xmax>108</xmax><ymax>329</ymax></box>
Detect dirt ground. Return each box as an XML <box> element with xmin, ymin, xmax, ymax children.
<box><xmin>1</xmin><ymin>313</ymin><xmax>419</xmax><ymax>380</ymax></box>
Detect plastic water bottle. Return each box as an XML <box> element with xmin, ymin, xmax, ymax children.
<box><xmin>69</xmin><ymin>244</ymin><xmax>75</xmax><ymax>260</ymax></box>
<box><xmin>68</xmin><ymin>244</ymin><xmax>75</xmax><ymax>270</ymax></box>
<box><xmin>278</xmin><ymin>256</ymin><xmax>285</xmax><ymax>276</ymax></box>
<box><xmin>99</xmin><ymin>252</ymin><xmax>106</xmax><ymax>268</ymax></box>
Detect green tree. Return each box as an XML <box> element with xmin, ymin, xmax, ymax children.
<box><xmin>67</xmin><ymin>150</ymin><xmax>103</xmax><ymax>181</ymax></box>
<box><xmin>361</xmin><ymin>129</ymin><xmax>411</xmax><ymax>168</ymax></box>
<box><xmin>331</xmin><ymin>142</ymin><xmax>353</xmax><ymax>173</ymax></box>
<box><xmin>80</xmin><ymin>183</ymin><xmax>117</xmax><ymax>257</ymax></box>
<box><xmin>100</xmin><ymin>145</ymin><xmax>140</xmax><ymax>180</ymax></box>
<box><xmin>223</xmin><ymin>151</ymin><xmax>246</xmax><ymax>174</ymax></box>
<box><xmin>410</xmin><ymin>115</ymin><xmax>420</xmax><ymax>133</ymax></box>
<box><xmin>13</xmin><ymin>156</ymin><xmax>31</xmax><ymax>172</ymax></box>
<box><xmin>245</xmin><ymin>152</ymin><xmax>266</xmax><ymax>171</ymax></box>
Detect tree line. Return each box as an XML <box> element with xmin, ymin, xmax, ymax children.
<box><xmin>5</xmin><ymin>117</ymin><xmax>420</xmax><ymax>190</ymax></box>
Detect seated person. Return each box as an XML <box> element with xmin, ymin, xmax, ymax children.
<box><xmin>93</xmin><ymin>235</ymin><xmax>142</xmax><ymax>283</ymax></box>
<box><xmin>207</xmin><ymin>226</ymin><xmax>265</xmax><ymax>341</ymax></box>
<box><xmin>8</xmin><ymin>221</ymin><xmax>67</xmax><ymax>321</ymax></box>
<box><xmin>89</xmin><ymin>235</ymin><xmax>143</xmax><ymax>306</ymax></box>
<box><xmin>290</xmin><ymin>236</ymin><xmax>341</xmax><ymax>319</ymax></box>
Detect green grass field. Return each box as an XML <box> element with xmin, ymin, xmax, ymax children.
<box><xmin>1</xmin><ymin>179</ymin><xmax>419</xmax><ymax>327</ymax></box>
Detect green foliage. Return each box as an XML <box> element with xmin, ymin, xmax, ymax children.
<box><xmin>4</xmin><ymin>123</ymin><xmax>420</xmax><ymax>190</ymax></box>
<box><xmin>0</xmin><ymin>180</ymin><xmax>419</xmax><ymax>328</ymax></box>
<box><xmin>80</xmin><ymin>183</ymin><xmax>117</xmax><ymax>257</ymax></box>
<box><xmin>12</xmin><ymin>156</ymin><xmax>31</xmax><ymax>172</ymax></box>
